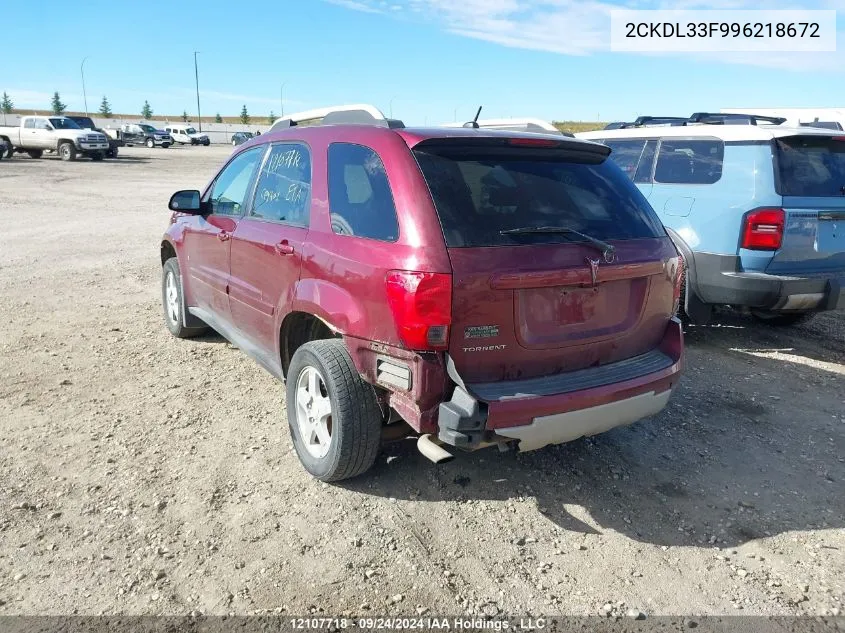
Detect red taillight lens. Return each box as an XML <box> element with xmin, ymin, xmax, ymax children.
<box><xmin>741</xmin><ymin>208</ymin><xmax>784</xmax><ymax>250</ymax></box>
<box><xmin>385</xmin><ymin>271</ymin><xmax>452</xmax><ymax>351</ymax></box>
<box><xmin>506</xmin><ymin>138</ymin><xmax>560</xmax><ymax>147</ymax></box>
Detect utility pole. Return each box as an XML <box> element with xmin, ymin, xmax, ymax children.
<box><xmin>194</xmin><ymin>51</ymin><xmax>202</xmax><ymax>132</ymax></box>
<box><xmin>80</xmin><ymin>57</ymin><xmax>89</xmax><ymax>117</ymax></box>
<box><xmin>280</xmin><ymin>82</ymin><xmax>287</xmax><ymax>117</ymax></box>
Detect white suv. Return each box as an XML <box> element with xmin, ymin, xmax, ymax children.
<box><xmin>164</xmin><ymin>125</ymin><xmax>210</xmax><ymax>146</ymax></box>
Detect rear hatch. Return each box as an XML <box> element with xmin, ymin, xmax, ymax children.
<box><xmin>767</xmin><ymin>134</ymin><xmax>845</xmax><ymax>274</ymax></box>
<box><xmin>412</xmin><ymin>137</ymin><xmax>680</xmax><ymax>384</ymax></box>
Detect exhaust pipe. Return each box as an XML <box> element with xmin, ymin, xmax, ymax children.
<box><xmin>417</xmin><ymin>434</ymin><xmax>454</xmax><ymax>464</ymax></box>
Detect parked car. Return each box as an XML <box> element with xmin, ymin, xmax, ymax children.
<box><xmin>164</xmin><ymin>125</ymin><xmax>210</xmax><ymax>146</ymax></box>
<box><xmin>0</xmin><ymin>137</ymin><xmax>8</xmax><ymax>160</ymax></box>
<box><xmin>231</xmin><ymin>131</ymin><xmax>254</xmax><ymax>146</ymax></box>
<box><xmin>66</xmin><ymin>116</ymin><xmax>122</xmax><ymax>158</ymax></box>
<box><xmin>578</xmin><ymin>112</ymin><xmax>845</xmax><ymax>326</ymax></box>
<box><xmin>106</xmin><ymin>124</ymin><xmax>173</xmax><ymax>148</ymax></box>
<box><xmin>0</xmin><ymin>115</ymin><xmax>110</xmax><ymax>161</ymax></box>
<box><xmin>160</xmin><ymin>104</ymin><xmax>684</xmax><ymax>481</ymax></box>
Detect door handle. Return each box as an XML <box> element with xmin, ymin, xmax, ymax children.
<box><xmin>217</xmin><ymin>231</ymin><xmax>231</xmax><ymax>242</ymax></box>
<box><xmin>275</xmin><ymin>240</ymin><xmax>294</xmax><ymax>255</ymax></box>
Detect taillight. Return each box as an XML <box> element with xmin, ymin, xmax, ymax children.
<box><xmin>506</xmin><ymin>138</ymin><xmax>560</xmax><ymax>147</ymax></box>
<box><xmin>385</xmin><ymin>271</ymin><xmax>452</xmax><ymax>351</ymax></box>
<box><xmin>741</xmin><ymin>208</ymin><xmax>784</xmax><ymax>250</ymax></box>
<box><xmin>672</xmin><ymin>253</ymin><xmax>684</xmax><ymax>315</ymax></box>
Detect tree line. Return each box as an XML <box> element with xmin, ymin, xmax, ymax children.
<box><xmin>1</xmin><ymin>91</ymin><xmax>273</xmax><ymax>124</ymax></box>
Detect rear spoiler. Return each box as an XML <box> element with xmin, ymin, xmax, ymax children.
<box><xmin>414</xmin><ymin>135</ymin><xmax>610</xmax><ymax>161</ymax></box>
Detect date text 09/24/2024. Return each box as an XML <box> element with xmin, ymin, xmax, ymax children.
<box><xmin>289</xmin><ymin>617</ymin><xmax>548</xmax><ymax>630</ymax></box>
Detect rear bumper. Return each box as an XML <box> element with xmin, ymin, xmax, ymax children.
<box><xmin>437</xmin><ymin>318</ymin><xmax>684</xmax><ymax>451</ymax></box>
<box><xmin>695</xmin><ymin>253</ymin><xmax>845</xmax><ymax>311</ymax></box>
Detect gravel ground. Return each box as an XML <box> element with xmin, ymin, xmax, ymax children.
<box><xmin>0</xmin><ymin>146</ymin><xmax>843</xmax><ymax>618</ymax></box>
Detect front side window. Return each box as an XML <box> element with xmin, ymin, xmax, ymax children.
<box><xmin>186</xmin><ymin>128</ymin><xmax>197</xmax><ymax>135</ymax></box>
<box><xmin>327</xmin><ymin>143</ymin><xmax>399</xmax><ymax>241</ymax></box>
<box><xmin>654</xmin><ymin>138</ymin><xmax>724</xmax><ymax>184</ymax></box>
<box><xmin>250</xmin><ymin>143</ymin><xmax>312</xmax><ymax>225</ymax></box>
<box><xmin>49</xmin><ymin>118</ymin><xmax>80</xmax><ymax>130</ymax></box>
<box><xmin>208</xmin><ymin>146</ymin><xmax>265</xmax><ymax>216</ymax></box>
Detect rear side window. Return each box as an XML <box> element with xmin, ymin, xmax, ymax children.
<box><xmin>412</xmin><ymin>146</ymin><xmax>666</xmax><ymax>248</ymax></box>
<box><xmin>327</xmin><ymin>143</ymin><xmax>399</xmax><ymax>241</ymax></box>
<box><xmin>654</xmin><ymin>139</ymin><xmax>724</xmax><ymax>184</ymax></box>
<box><xmin>634</xmin><ymin>140</ymin><xmax>657</xmax><ymax>183</ymax></box>
<box><xmin>775</xmin><ymin>135</ymin><xmax>845</xmax><ymax>197</ymax></box>
<box><xmin>603</xmin><ymin>139</ymin><xmax>647</xmax><ymax>180</ymax></box>
<box><xmin>250</xmin><ymin>143</ymin><xmax>312</xmax><ymax>226</ymax></box>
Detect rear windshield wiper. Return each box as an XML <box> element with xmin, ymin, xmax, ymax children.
<box><xmin>499</xmin><ymin>226</ymin><xmax>617</xmax><ymax>261</ymax></box>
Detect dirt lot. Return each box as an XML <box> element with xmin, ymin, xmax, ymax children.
<box><xmin>0</xmin><ymin>146</ymin><xmax>843</xmax><ymax>618</ymax></box>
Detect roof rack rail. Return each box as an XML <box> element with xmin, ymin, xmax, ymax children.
<box><xmin>606</xmin><ymin>116</ymin><xmax>688</xmax><ymax>129</ymax></box>
<box><xmin>440</xmin><ymin>117</ymin><xmax>573</xmax><ymax>137</ymax></box>
<box><xmin>269</xmin><ymin>104</ymin><xmax>405</xmax><ymax>131</ymax></box>
<box><xmin>687</xmin><ymin>112</ymin><xmax>787</xmax><ymax>126</ymax></box>
<box><xmin>631</xmin><ymin>116</ymin><xmax>689</xmax><ymax>127</ymax></box>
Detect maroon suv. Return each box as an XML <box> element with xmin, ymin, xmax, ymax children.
<box><xmin>160</xmin><ymin>107</ymin><xmax>684</xmax><ymax>481</ymax></box>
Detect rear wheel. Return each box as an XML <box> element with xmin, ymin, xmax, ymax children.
<box><xmin>107</xmin><ymin>147</ymin><xmax>118</xmax><ymax>159</ymax></box>
<box><xmin>27</xmin><ymin>149</ymin><xmax>43</xmax><ymax>159</ymax></box>
<box><xmin>162</xmin><ymin>258</ymin><xmax>208</xmax><ymax>338</ymax></box>
<box><xmin>751</xmin><ymin>310</ymin><xmax>815</xmax><ymax>327</ymax></box>
<box><xmin>91</xmin><ymin>151</ymin><xmax>105</xmax><ymax>161</ymax></box>
<box><xmin>286</xmin><ymin>339</ymin><xmax>382</xmax><ymax>482</ymax></box>
<box><xmin>58</xmin><ymin>142</ymin><xmax>76</xmax><ymax>161</ymax></box>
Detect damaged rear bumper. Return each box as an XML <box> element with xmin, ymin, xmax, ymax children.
<box><xmin>438</xmin><ymin>318</ymin><xmax>684</xmax><ymax>451</ymax></box>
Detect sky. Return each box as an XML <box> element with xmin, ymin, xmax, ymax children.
<box><xmin>2</xmin><ymin>0</ymin><xmax>844</xmax><ymax>125</ymax></box>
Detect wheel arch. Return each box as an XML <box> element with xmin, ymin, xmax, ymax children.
<box><xmin>665</xmin><ymin>227</ymin><xmax>712</xmax><ymax>324</ymax></box>
<box><xmin>279</xmin><ymin>311</ymin><xmax>338</xmax><ymax>378</ymax></box>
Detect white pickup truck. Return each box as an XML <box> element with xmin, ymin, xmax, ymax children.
<box><xmin>0</xmin><ymin>115</ymin><xmax>111</xmax><ymax>161</ymax></box>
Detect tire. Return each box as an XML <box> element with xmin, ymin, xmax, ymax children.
<box><xmin>162</xmin><ymin>258</ymin><xmax>208</xmax><ymax>339</ymax></box>
<box><xmin>286</xmin><ymin>339</ymin><xmax>382</xmax><ymax>482</ymax></box>
<box><xmin>58</xmin><ymin>142</ymin><xmax>76</xmax><ymax>162</ymax></box>
<box><xmin>203</xmin><ymin>140</ymin><xmax>210</xmax><ymax>146</ymax></box>
<box><xmin>91</xmin><ymin>151</ymin><xmax>105</xmax><ymax>161</ymax></box>
<box><xmin>146</xmin><ymin>138</ymin><xmax>155</xmax><ymax>149</ymax></box>
<box><xmin>751</xmin><ymin>310</ymin><xmax>816</xmax><ymax>327</ymax></box>
<box><xmin>162</xmin><ymin>143</ymin><xmax>171</xmax><ymax>149</ymax></box>
<box><xmin>27</xmin><ymin>149</ymin><xmax>43</xmax><ymax>159</ymax></box>
<box><xmin>107</xmin><ymin>147</ymin><xmax>118</xmax><ymax>159</ymax></box>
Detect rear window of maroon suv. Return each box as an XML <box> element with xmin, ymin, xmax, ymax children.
<box><xmin>413</xmin><ymin>144</ymin><xmax>666</xmax><ymax>247</ymax></box>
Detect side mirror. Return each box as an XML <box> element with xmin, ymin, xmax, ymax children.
<box><xmin>169</xmin><ymin>190</ymin><xmax>203</xmax><ymax>213</ymax></box>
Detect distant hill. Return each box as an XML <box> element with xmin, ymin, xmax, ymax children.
<box><xmin>554</xmin><ymin>121</ymin><xmax>605</xmax><ymax>134</ymax></box>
